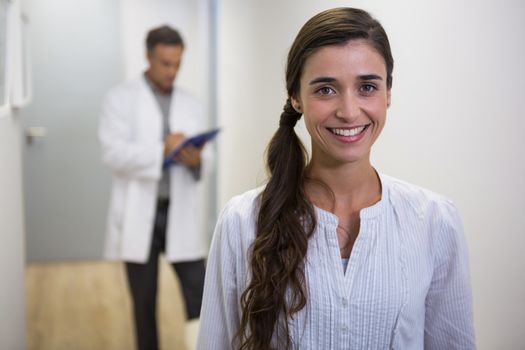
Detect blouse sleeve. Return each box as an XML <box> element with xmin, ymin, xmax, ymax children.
<box><xmin>197</xmin><ymin>202</ymin><xmax>242</xmax><ymax>350</ymax></box>
<box><xmin>424</xmin><ymin>200</ymin><xmax>476</xmax><ymax>349</ymax></box>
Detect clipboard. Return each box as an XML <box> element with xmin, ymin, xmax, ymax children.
<box><xmin>163</xmin><ymin>128</ymin><xmax>220</xmax><ymax>169</ymax></box>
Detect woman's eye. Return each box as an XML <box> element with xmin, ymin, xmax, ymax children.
<box><xmin>360</xmin><ymin>84</ymin><xmax>377</xmax><ymax>94</ymax></box>
<box><xmin>317</xmin><ymin>86</ymin><xmax>335</xmax><ymax>95</ymax></box>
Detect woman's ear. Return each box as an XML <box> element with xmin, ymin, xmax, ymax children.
<box><xmin>387</xmin><ymin>89</ymin><xmax>391</xmax><ymax>108</ymax></box>
<box><xmin>291</xmin><ymin>97</ymin><xmax>302</xmax><ymax>113</ymax></box>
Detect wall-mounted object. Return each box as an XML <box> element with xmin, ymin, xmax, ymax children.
<box><xmin>11</xmin><ymin>12</ymin><xmax>31</xmax><ymax>108</ymax></box>
<box><xmin>0</xmin><ymin>0</ymin><xmax>9</xmax><ymax>116</ymax></box>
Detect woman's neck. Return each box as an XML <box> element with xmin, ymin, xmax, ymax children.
<box><xmin>305</xmin><ymin>159</ymin><xmax>381</xmax><ymax>214</ymax></box>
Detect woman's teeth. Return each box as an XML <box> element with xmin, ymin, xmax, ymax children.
<box><xmin>330</xmin><ymin>125</ymin><xmax>366</xmax><ymax>137</ymax></box>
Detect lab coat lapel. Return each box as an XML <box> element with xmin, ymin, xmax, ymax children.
<box><xmin>135</xmin><ymin>77</ymin><xmax>163</xmax><ymax>143</ymax></box>
<box><xmin>169</xmin><ymin>88</ymin><xmax>199</xmax><ymax>134</ymax></box>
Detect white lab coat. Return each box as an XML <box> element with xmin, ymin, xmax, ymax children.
<box><xmin>99</xmin><ymin>76</ymin><xmax>212</xmax><ymax>263</ymax></box>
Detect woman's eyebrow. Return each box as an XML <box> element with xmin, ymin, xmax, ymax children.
<box><xmin>309</xmin><ymin>74</ymin><xmax>383</xmax><ymax>85</ymax></box>
<box><xmin>309</xmin><ymin>77</ymin><xmax>336</xmax><ymax>85</ymax></box>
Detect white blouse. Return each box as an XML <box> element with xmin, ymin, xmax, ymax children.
<box><xmin>197</xmin><ymin>174</ymin><xmax>476</xmax><ymax>349</ymax></box>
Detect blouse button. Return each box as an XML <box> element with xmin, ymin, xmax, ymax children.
<box><xmin>342</xmin><ymin>297</ymin><xmax>348</xmax><ymax>307</ymax></box>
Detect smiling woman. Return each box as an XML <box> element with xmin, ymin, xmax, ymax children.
<box><xmin>294</xmin><ymin>40</ymin><xmax>390</xmax><ymax>167</ymax></box>
<box><xmin>197</xmin><ymin>7</ymin><xmax>476</xmax><ymax>350</ymax></box>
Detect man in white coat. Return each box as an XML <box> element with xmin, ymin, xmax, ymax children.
<box><xmin>99</xmin><ymin>25</ymin><xmax>212</xmax><ymax>350</ymax></box>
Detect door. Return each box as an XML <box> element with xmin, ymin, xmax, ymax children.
<box><xmin>21</xmin><ymin>0</ymin><xmax>122</xmax><ymax>261</ymax></box>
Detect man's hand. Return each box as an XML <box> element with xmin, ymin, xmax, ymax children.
<box><xmin>175</xmin><ymin>144</ymin><xmax>204</xmax><ymax>169</ymax></box>
<box><xmin>165</xmin><ymin>132</ymin><xmax>205</xmax><ymax>169</ymax></box>
<box><xmin>164</xmin><ymin>133</ymin><xmax>186</xmax><ymax>156</ymax></box>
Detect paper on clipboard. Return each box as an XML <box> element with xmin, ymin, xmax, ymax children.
<box><xmin>163</xmin><ymin>128</ymin><xmax>220</xmax><ymax>169</ymax></box>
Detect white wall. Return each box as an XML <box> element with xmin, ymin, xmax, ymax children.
<box><xmin>217</xmin><ymin>0</ymin><xmax>525</xmax><ymax>348</ymax></box>
<box><xmin>0</xmin><ymin>0</ymin><xmax>27</xmax><ymax>347</ymax></box>
<box><xmin>0</xmin><ymin>112</ymin><xmax>26</xmax><ymax>349</ymax></box>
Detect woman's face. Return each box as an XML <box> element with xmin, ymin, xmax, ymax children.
<box><xmin>292</xmin><ymin>39</ymin><xmax>391</xmax><ymax>167</ymax></box>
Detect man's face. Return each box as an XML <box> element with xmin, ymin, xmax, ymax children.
<box><xmin>146</xmin><ymin>44</ymin><xmax>183</xmax><ymax>92</ymax></box>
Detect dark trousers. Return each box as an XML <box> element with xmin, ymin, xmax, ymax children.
<box><xmin>125</xmin><ymin>200</ymin><xmax>205</xmax><ymax>350</ymax></box>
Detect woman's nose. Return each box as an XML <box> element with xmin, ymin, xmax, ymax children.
<box><xmin>335</xmin><ymin>92</ymin><xmax>360</xmax><ymax>122</ymax></box>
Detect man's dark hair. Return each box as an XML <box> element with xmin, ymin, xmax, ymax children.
<box><xmin>146</xmin><ymin>25</ymin><xmax>185</xmax><ymax>52</ymax></box>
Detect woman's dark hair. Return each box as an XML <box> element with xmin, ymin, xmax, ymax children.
<box><xmin>146</xmin><ymin>25</ymin><xmax>185</xmax><ymax>52</ymax></box>
<box><xmin>237</xmin><ymin>7</ymin><xmax>394</xmax><ymax>350</ymax></box>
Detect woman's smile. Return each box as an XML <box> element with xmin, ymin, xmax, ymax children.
<box><xmin>327</xmin><ymin>124</ymin><xmax>370</xmax><ymax>143</ymax></box>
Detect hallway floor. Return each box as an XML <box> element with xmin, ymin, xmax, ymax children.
<box><xmin>26</xmin><ymin>259</ymin><xmax>187</xmax><ymax>350</ymax></box>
